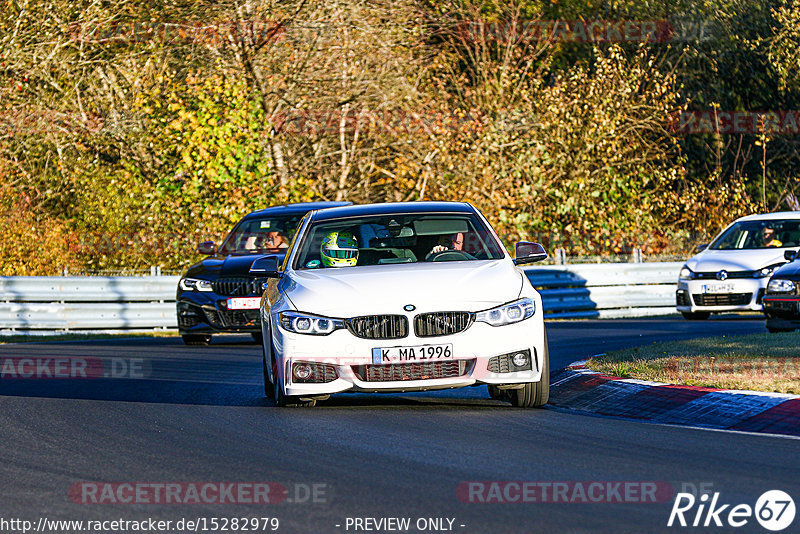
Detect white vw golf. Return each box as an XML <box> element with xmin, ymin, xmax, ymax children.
<box><xmin>253</xmin><ymin>202</ymin><xmax>550</xmax><ymax>407</ymax></box>
<box><xmin>677</xmin><ymin>212</ymin><xmax>800</xmax><ymax>319</ymax></box>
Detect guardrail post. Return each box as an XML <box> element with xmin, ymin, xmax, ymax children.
<box><xmin>555</xmin><ymin>248</ymin><xmax>567</xmax><ymax>265</ymax></box>
<box><xmin>632</xmin><ymin>248</ymin><xmax>643</xmax><ymax>263</ymax></box>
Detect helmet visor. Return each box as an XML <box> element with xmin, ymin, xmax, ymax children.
<box><xmin>328</xmin><ymin>249</ymin><xmax>358</xmax><ymax>259</ymax></box>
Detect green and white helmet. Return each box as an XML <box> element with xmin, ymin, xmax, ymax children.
<box><xmin>320</xmin><ymin>231</ymin><xmax>359</xmax><ymax>267</ymax></box>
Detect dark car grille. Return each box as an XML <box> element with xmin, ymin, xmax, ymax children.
<box><xmin>764</xmin><ymin>298</ymin><xmax>800</xmax><ymax>314</ymax></box>
<box><xmin>352</xmin><ymin>359</ymin><xmax>474</xmax><ymax>382</ymax></box>
<box><xmin>212</xmin><ymin>277</ymin><xmax>267</xmax><ymax>296</ymax></box>
<box><xmin>204</xmin><ymin>308</ymin><xmax>260</xmax><ymax>328</ymax></box>
<box><xmin>345</xmin><ymin>315</ymin><xmax>408</xmax><ymax>339</ymax></box>
<box><xmin>414</xmin><ymin>312</ymin><xmax>473</xmax><ymax>337</ymax></box>
<box><xmin>692</xmin><ymin>293</ymin><xmax>752</xmax><ymax>306</ymax></box>
<box><xmin>178</xmin><ymin>314</ymin><xmax>201</xmax><ymax>328</ymax></box>
<box><xmin>676</xmin><ymin>290</ymin><xmax>691</xmax><ymax>307</ymax></box>
<box><xmin>693</xmin><ymin>271</ymin><xmax>755</xmax><ymax>280</ymax></box>
<box><xmin>177</xmin><ymin>302</ymin><xmax>203</xmax><ymax>328</ymax></box>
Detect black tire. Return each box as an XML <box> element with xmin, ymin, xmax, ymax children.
<box><xmin>767</xmin><ymin>326</ymin><xmax>794</xmax><ymax>333</ymax></box>
<box><xmin>269</xmin><ymin>328</ymin><xmax>315</xmax><ymax>407</ymax></box>
<box><xmin>488</xmin><ymin>385</ymin><xmax>504</xmax><ymax>400</ymax></box>
<box><xmin>262</xmin><ymin>340</ymin><xmax>275</xmax><ymax>399</ymax></box>
<box><xmin>182</xmin><ymin>334</ymin><xmax>212</xmax><ymax>346</ymax></box>
<box><xmin>274</xmin><ymin>371</ymin><xmax>316</xmax><ymax>408</ymax></box>
<box><xmin>251</xmin><ymin>332</ymin><xmax>263</xmax><ymax>344</ymax></box>
<box><xmin>681</xmin><ymin>311</ymin><xmax>710</xmax><ymax>321</ymax></box>
<box><xmin>509</xmin><ymin>336</ymin><xmax>550</xmax><ymax>408</ymax></box>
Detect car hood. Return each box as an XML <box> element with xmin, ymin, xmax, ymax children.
<box><xmin>686</xmin><ymin>249</ymin><xmax>787</xmax><ymax>272</ymax></box>
<box><xmin>184</xmin><ymin>253</ymin><xmax>287</xmax><ymax>278</ymax></box>
<box><xmin>772</xmin><ymin>260</ymin><xmax>800</xmax><ymax>280</ymax></box>
<box><xmin>283</xmin><ymin>260</ymin><xmax>524</xmax><ymax>316</ymax></box>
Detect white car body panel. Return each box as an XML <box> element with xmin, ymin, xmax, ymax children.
<box><xmin>259</xmin><ymin>202</ymin><xmax>547</xmax><ymax>400</ymax></box>
<box><xmin>677</xmin><ymin>211</ymin><xmax>800</xmax><ymax>314</ymax></box>
<box><xmin>285</xmin><ymin>261</ymin><xmax>524</xmax><ymax>316</ymax></box>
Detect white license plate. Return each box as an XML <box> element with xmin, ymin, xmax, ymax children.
<box><xmin>226</xmin><ymin>297</ymin><xmax>261</xmax><ymax>310</ymax></box>
<box><xmin>371</xmin><ymin>344</ymin><xmax>453</xmax><ymax>364</ymax></box>
<box><xmin>702</xmin><ymin>283</ymin><xmax>735</xmax><ymax>294</ymax></box>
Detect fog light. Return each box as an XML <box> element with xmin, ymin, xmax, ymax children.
<box><xmin>512</xmin><ymin>352</ymin><xmax>529</xmax><ymax>367</ymax></box>
<box><xmin>293</xmin><ymin>363</ymin><xmax>312</xmax><ymax>380</ymax></box>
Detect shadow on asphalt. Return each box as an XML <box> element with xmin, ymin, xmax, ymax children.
<box><xmin>0</xmin><ymin>378</ymin><xmax>516</xmax><ymax>409</ymax></box>
<box><xmin>0</xmin><ymin>334</ymin><xmax>527</xmax><ymax>409</ymax></box>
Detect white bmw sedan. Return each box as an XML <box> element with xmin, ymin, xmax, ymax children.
<box><xmin>252</xmin><ymin>201</ymin><xmax>550</xmax><ymax>407</ymax></box>
<box><xmin>677</xmin><ymin>212</ymin><xmax>800</xmax><ymax>319</ymax></box>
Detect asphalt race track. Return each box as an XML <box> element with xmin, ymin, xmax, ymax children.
<box><xmin>1</xmin><ymin>316</ymin><xmax>799</xmax><ymax>534</ymax></box>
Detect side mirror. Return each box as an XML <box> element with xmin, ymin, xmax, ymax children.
<box><xmin>695</xmin><ymin>243</ymin><xmax>709</xmax><ymax>253</ymax></box>
<box><xmin>785</xmin><ymin>250</ymin><xmax>798</xmax><ymax>261</ymax></box>
<box><xmin>250</xmin><ymin>255</ymin><xmax>281</xmax><ymax>278</ymax></box>
<box><xmin>513</xmin><ymin>242</ymin><xmax>548</xmax><ymax>266</ymax></box>
<box><xmin>197</xmin><ymin>241</ymin><xmax>216</xmax><ymax>255</ymax></box>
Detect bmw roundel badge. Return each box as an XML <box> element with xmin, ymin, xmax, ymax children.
<box><xmin>404</xmin><ymin>304</ymin><xmax>416</xmax><ymax>312</ymax></box>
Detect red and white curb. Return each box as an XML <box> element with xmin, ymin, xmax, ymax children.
<box><xmin>550</xmin><ymin>357</ymin><xmax>800</xmax><ymax>437</ymax></box>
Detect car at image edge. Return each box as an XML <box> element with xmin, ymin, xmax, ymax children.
<box><xmin>676</xmin><ymin>212</ymin><xmax>800</xmax><ymax>320</ymax></box>
<box><xmin>763</xmin><ymin>249</ymin><xmax>800</xmax><ymax>332</ymax></box>
<box><xmin>253</xmin><ymin>201</ymin><xmax>550</xmax><ymax>408</ymax></box>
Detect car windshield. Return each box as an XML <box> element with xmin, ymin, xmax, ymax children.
<box><xmin>218</xmin><ymin>214</ymin><xmax>305</xmax><ymax>255</ymax></box>
<box><xmin>293</xmin><ymin>212</ymin><xmax>506</xmax><ymax>269</ymax></box>
<box><xmin>710</xmin><ymin>219</ymin><xmax>800</xmax><ymax>250</ymax></box>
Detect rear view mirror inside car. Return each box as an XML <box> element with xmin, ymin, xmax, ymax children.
<box><xmin>412</xmin><ymin>218</ymin><xmax>470</xmax><ymax>236</ymax></box>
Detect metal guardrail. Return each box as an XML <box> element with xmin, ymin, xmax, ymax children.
<box><xmin>0</xmin><ymin>276</ymin><xmax>179</xmax><ymax>331</ymax></box>
<box><xmin>0</xmin><ymin>263</ymin><xmax>683</xmax><ymax>330</ymax></box>
<box><xmin>524</xmin><ymin>262</ymin><xmax>682</xmax><ymax>319</ymax></box>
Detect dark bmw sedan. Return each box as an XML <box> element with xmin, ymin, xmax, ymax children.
<box><xmin>763</xmin><ymin>249</ymin><xmax>800</xmax><ymax>333</ymax></box>
<box><xmin>177</xmin><ymin>202</ymin><xmax>350</xmax><ymax>345</ymax></box>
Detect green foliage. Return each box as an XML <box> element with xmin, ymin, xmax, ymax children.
<box><xmin>0</xmin><ymin>0</ymin><xmax>795</xmax><ymax>273</ymax></box>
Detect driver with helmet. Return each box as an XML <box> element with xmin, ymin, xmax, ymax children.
<box><xmin>320</xmin><ymin>230</ymin><xmax>359</xmax><ymax>267</ymax></box>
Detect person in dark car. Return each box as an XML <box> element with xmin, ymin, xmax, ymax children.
<box><xmin>244</xmin><ymin>230</ymin><xmax>289</xmax><ymax>251</ymax></box>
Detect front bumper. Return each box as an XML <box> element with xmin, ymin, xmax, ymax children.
<box><xmin>177</xmin><ymin>292</ymin><xmax>261</xmax><ymax>334</ymax></box>
<box><xmin>272</xmin><ymin>316</ymin><xmax>546</xmax><ymax>397</ymax></box>
<box><xmin>676</xmin><ymin>278</ymin><xmax>766</xmax><ymax>313</ymax></box>
<box><xmin>763</xmin><ymin>295</ymin><xmax>800</xmax><ymax>328</ymax></box>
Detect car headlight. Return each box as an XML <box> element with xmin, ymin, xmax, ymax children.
<box><xmin>767</xmin><ymin>279</ymin><xmax>796</xmax><ymax>293</ymax></box>
<box><xmin>179</xmin><ymin>277</ymin><xmax>214</xmax><ymax>292</ymax></box>
<box><xmin>754</xmin><ymin>264</ymin><xmax>783</xmax><ymax>278</ymax></box>
<box><xmin>475</xmin><ymin>298</ymin><xmax>535</xmax><ymax>327</ymax></box>
<box><xmin>279</xmin><ymin>311</ymin><xmax>344</xmax><ymax>335</ymax></box>
<box><xmin>679</xmin><ymin>266</ymin><xmax>694</xmax><ymax>280</ymax></box>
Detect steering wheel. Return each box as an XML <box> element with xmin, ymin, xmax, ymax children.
<box><xmin>425</xmin><ymin>250</ymin><xmax>475</xmax><ymax>262</ymax></box>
